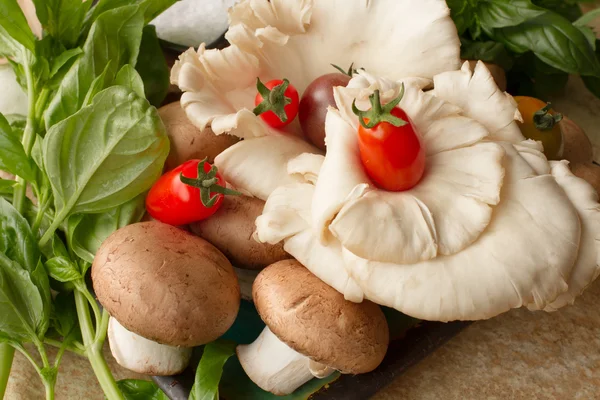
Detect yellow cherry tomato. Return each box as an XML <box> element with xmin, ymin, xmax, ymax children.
<box><xmin>515</xmin><ymin>96</ymin><xmax>563</xmax><ymax>160</ymax></box>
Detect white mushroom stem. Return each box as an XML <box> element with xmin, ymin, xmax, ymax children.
<box><xmin>237</xmin><ymin>326</ymin><xmax>334</xmax><ymax>395</ymax></box>
<box><xmin>108</xmin><ymin>317</ymin><xmax>192</xmax><ymax>376</ymax></box>
<box><xmin>233</xmin><ymin>267</ymin><xmax>259</xmax><ymax>302</ymax></box>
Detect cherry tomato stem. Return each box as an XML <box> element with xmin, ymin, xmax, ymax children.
<box><xmin>533</xmin><ymin>102</ymin><xmax>563</xmax><ymax>131</ymax></box>
<box><xmin>253</xmin><ymin>78</ymin><xmax>299</xmax><ymax>129</ymax></box>
<box><xmin>353</xmin><ymin>85</ymin><xmax>406</xmax><ymax>129</ymax></box>
<box><xmin>515</xmin><ymin>96</ymin><xmax>563</xmax><ymax>160</ymax></box>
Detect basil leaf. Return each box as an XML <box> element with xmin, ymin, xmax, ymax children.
<box><xmin>86</xmin><ymin>0</ymin><xmax>178</xmax><ymax>29</ymax></box>
<box><xmin>45</xmin><ymin>257</ymin><xmax>81</xmax><ymax>283</ymax></box>
<box><xmin>0</xmin><ymin>197</ymin><xmax>51</xmax><ymax>336</ymax></box>
<box><xmin>136</xmin><ymin>25</ymin><xmax>169</xmax><ymax>107</ymax></box>
<box><xmin>139</xmin><ymin>0</ymin><xmax>179</xmax><ymax>24</ymax></box>
<box><xmin>0</xmin><ymin>179</ymin><xmax>14</xmax><ymax>194</ymax></box>
<box><xmin>0</xmin><ymin>197</ymin><xmax>39</xmax><ymax>271</ymax></box>
<box><xmin>51</xmin><ymin>292</ymin><xmax>79</xmax><ymax>339</ymax></box>
<box><xmin>477</xmin><ymin>0</ymin><xmax>545</xmax><ymax>30</ymax></box>
<box><xmin>460</xmin><ymin>38</ymin><xmax>514</xmax><ymax>70</ymax></box>
<box><xmin>49</xmin><ymin>48</ymin><xmax>83</xmax><ymax>79</ymax></box>
<box><xmin>32</xmin><ymin>0</ymin><xmax>90</xmax><ymax>48</ymax></box>
<box><xmin>43</xmin><ymin>86</ymin><xmax>169</xmax><ymax>221</ymax></box>
<box><xmin>506</xmin><ymin>52</ymin><xmax>569</xmax><ymax>98</ymax></box>
<box><xmin>6</xmin><ymin>114</ymin><xmax>26</xmax><ymax>136</ymax></box>
<box><xmin>578</xmin><ymin>26</ymin><xmax>597</xmax><ymax>52</ymax></box>
<box><xmin>69</xmin><ymin>194</ymin><xmax>146</xmax><ymax>263</ymax></box>
<box><xmin>115</xmin><ymin>65</ymin><xmax>145</xmax><ymax>99</ymax></box>
<box><xmin>447</xmin><ymin>0</ymin><xmax>477</xmax><ymax>36</ymax></box>
<box><xmin>533</xmin><ymin>0</ymin><xmax>582</xmax><ymax>22</ymax></box>
<box><xmin>0</xmin><ymin>114</ymin><xmax>36</xmax><ymax>182</ymax></box>
<box><xmin>31</xmin><ymin>260</ymin><xmax>51</xmax><ymax>336</ymax></box>
<box><xmin>0</xmin><ymin>252</ymin><xmax>45</xmax><ymax>341</ymax></box>
<box><xmin>492</xmin><ymin>12</ymin><xmax>600</xmax><ymax>76</ymax></box>
<box><xmin>0</xmin><ymin>0</ymin><xmax>35</xmax><ymax>52</ymax></box>
<box><xmin>45</xmin><ymin>4</ymin><xmax>145</xmax><ymax>129</ymax></box>
<box><xmin>0</xmin><ymin>25</ymin><xmax>22</xmax><ymax>60</ymax></box>
<box><xmin>40</xmin><ymin>231</ymin><xmax>69</xmax><ymax>262</ymax></box>
<box><xmin>81</xmin><ymin>61</ymin><xmax>113</xmax><ymax>107</ymax></box>
<box><xmin>190</xmin><ymin>341</ymin><xmax>236</xmax><ymax>400</ymax></box>
<box><xmin>115</xmin><ymin>380</ymin><xmax>169</xmax><ymax>400</ymax></box>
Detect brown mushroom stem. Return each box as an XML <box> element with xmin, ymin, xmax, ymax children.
<box><xmin>108</xmin><ymin>317</ymin><xmax>192</xmax><ymax>376</ymax></box>
<box><xmin>236</xmin><ymin>327</ymin><xmax>334</xmax><ymax>395</ymax></box>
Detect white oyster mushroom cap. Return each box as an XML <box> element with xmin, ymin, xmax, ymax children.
<box><xmin>251</xmin><ymin>65</ymin><xmax>600</xmax><ymax>320</ymax></box>
<box><xmin>433</xmin><ymin>61</ymin><xmax>525</xmax><ymax>143</ymax></box>
<box><xmin>172</xmin><ymin>0</ymin><xmax>461</xmax><ymax>139</ymax></box>
<box><xmin>173</xmin><ymin>0</ymin><xmax>600</xmax><ymax>321</ymax></box>
<box><xmin>214</xmin><ymin>135</ymin><xmax>321</xmax><ymax>200</ymax></box>
<box><xmin>543</xmin><ymin>162</ymin><xmax>600</xmax><ymax>311</ymax></box>
<box><xmin>108</xmin><ymin>317</ymin><xmax>192</xmax><ymax>376</ymax></box>
<box><xmin>315</xmin><ymin>76</ymin><xmax>506</xmax><ymax>264</ymax></box>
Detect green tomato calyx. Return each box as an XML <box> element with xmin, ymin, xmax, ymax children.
<box><xmin>533</xmin><ymin>103</ymin><xmax>563</xmax><ymax>131</ymax></box>
<box><xmin>352</xmin><ymin>84</ymin><xmax>407</xmax><ymax>129</ymax></box>
<box><xmin>331</xmin><ymin>63</ymin><xmax>359</xmax><ymax>77</ymax></box>
<box><xmin>253</xmin><ymin>78</ymin><xmax>293</xmax><ymax>123</ymax></box>
<box><xmin>180</xmin><ymin>158</ymin><xmax>241</xmax><ymax>208</ymax></box>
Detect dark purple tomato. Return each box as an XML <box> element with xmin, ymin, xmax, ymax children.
<box><xmin>298</xmin><ymin>73</ymin><xmax>351</xmax><ymax>150</ymax></box>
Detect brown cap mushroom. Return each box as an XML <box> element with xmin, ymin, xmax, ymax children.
<box><xmin>190</xmin><ymin>195</ymin><xmax>290</xmax><ymax>270</ymax></box>
<box><xmin>158</xmin><ymin>102</ymin><xmax>239</xmax><ymax>170</ymax></box>
<box><xmin>560</xmin><ymin>116</ymin><xmax>594</xmax><ymax>164</ymax></box>
<box><xmin>237</xmin><ymin>260</ymin><xmax>389</xmax><ymax>395</ymax></box>
<box><xmin>571</xmin><ymin>163</ymin><xmax>600</xmax><ymax>196</ymax></box>
<box><xmin>92</xmin><ymin>221</ymin><xmax>240</xmax><ymax>347</ymax></box>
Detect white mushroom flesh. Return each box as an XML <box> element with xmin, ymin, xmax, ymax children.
<box><xmin>237</xmin><ymin>326</ymin><xmax>334</xmax><ymax>395</ymax></box>
<box><xmin>108</xmin><ymin>317</ymin><xmax>192</xmax><ymax>376</ymax></box>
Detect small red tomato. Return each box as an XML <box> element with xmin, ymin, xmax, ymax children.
<box><xmin>253</xmin><ymin>78</ymin><xmax>299</xmax><ymax>129</ymax></box>
<box><xmin>146</xmin><ymin>159</ymin><xmax>239</xmax><ymax>226</ymax></box>
<box><xmin>354</xmin><ymin>86</ymin><xmax>426</xmax><ymax>192</ymax></box>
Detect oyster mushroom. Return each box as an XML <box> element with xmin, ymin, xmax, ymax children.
<box><xmin>171</xmin><ymin>0</ymin><xmax>461</xmax><ymax>140</ymax></box>
<box><xmin>237</xmin><ymin>260</ymin><xmax>388</xmax><ymax>395</ymax></box>
<box><xmin>92</xmin><ymin>221</ymin><xmax>241</xmax><ymax>374</ymax></box>
<box><xmin>172</xmin><ymin>0</ymin><xmax>600</xmax><ymax>323</ymax></box>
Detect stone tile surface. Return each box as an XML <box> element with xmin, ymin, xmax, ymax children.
<box><xmin>373</xmin><ymin>279</ymin><xmax>600</xmax><ymax>400</ymax></box>
<box><xmin>6</xmin><ymin>344</ymin><xmax>143</xmax><ymax>400</ymax></box>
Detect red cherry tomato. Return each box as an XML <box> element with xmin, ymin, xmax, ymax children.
<box><xmin>354</xmin><ymin>87</ymin><xmax>426</xmax><ymax>191</ymax></box>
<box><xmin>146</xmin><ymin>159</ymin><xmax>237</xmax><ymax>226</ymax></box>
<box><xmin>253</xmin><ymin>78</ymin><xmax>299</xmax><ymax>129</ymax></box>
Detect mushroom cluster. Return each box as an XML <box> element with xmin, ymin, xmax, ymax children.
<box><xmin>92</xmin><ymin>221</ymin><xmax>240</xmax><ymax>375</ymax></box>
<box><xmin>171</xmin><ymin>0</ymin><xmax>600</xmax><ymax>323</ymax></box>
<box><xmin>237</xmin><ymin>260</ymin><xmax>389</xmax><ymax>395</ymax></box>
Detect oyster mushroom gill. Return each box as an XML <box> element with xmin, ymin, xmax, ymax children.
<box><xmin>173</xmin><ymin>0</ymin><xmax>600</xmax><ymax>321</ymax></box>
